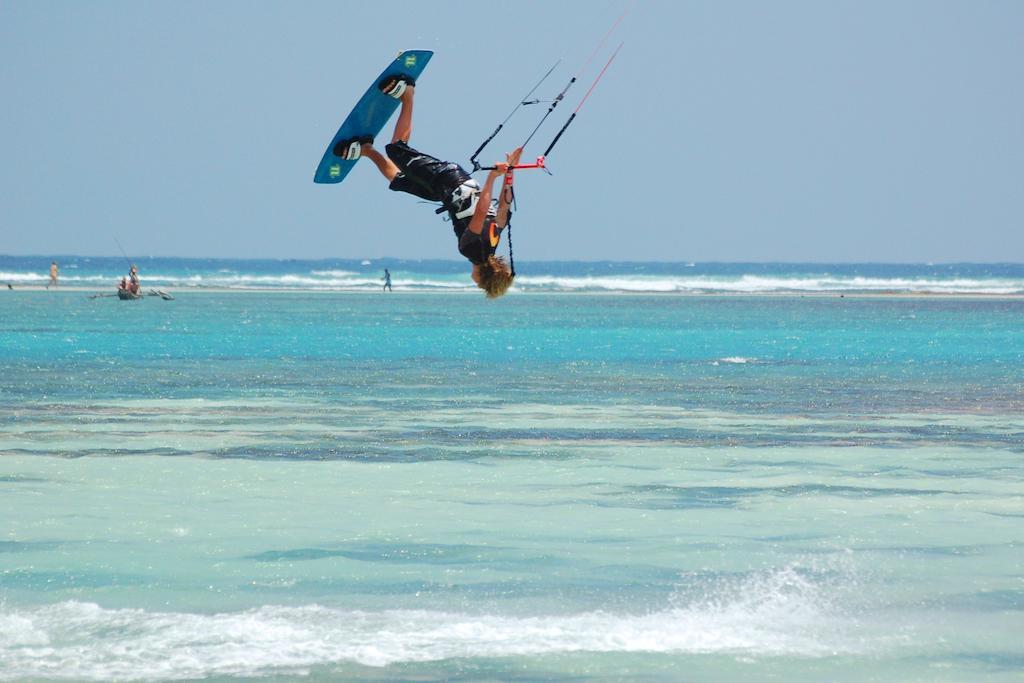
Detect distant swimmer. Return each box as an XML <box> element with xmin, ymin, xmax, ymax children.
<box><xmin>47</xmin><ymin>261</ymin><xmax>58</xmax><ymax>289</ymax></box>
<box><xmin>382</xmin><ymin>268</ymin><xmax>392</xmax><ymax>292</ymax></box>
<box><xmin>335</xmin><ymin>80</ymin><xmax>519</xmax><ymax>299</ymax></box>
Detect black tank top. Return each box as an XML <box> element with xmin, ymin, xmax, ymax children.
<box><xmin>457</xmin><ymin>215</ymin><xmax>503</xmax><ymax>265</ymax></box>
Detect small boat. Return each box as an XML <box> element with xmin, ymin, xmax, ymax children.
<box><xmin>117</xmin><ymin>288</ymin><xmax>143</xmax><ymax>300</ymax></box>
<box><xmin>90</xmin><ymin>288</ymin><xmax>173</xmax><ymax>301</ymax></box>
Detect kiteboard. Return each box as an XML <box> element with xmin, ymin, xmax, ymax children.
<box><xmin>313</xmin><ymin>50</ymin><xmax>434</xmax><ymax>184</ymax></box>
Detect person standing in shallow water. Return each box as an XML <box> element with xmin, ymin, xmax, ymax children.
<box><xmin>333</xmin><ymin>76</ymin><xmax>519</xmax><ymax>299</ymax></box>
<box><xmin>382</xmin><ymin>268</ymin><xmax>392</xmax><ymax>292</ymax></box>
<box><xmin>127</xmin><ymin>265</ymin><xmax>140</xmax><ymax>295</ymax></box>
<box><xmin>47</xmin><ymin>261</ymin><xmax>58</xmax><ymax>289</ymax></box>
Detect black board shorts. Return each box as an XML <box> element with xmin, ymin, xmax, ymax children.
<box><xmin>386</xmin><ymin>141</ymin><xmax>471</xmax><ymax>203</ymax></box>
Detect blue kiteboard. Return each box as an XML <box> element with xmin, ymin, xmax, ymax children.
<box><xmin>313</xmin><ymin>50</ymin><xmax>434</xmax><ymax>184</ymax></box>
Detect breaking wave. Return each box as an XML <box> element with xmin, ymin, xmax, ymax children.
<box><xmin>0</xmin><ymin>565</ymin><xmax>868</xmax><ymax>680</ymax></box>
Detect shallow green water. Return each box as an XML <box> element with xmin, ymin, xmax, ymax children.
<box><xmin>1</xmin><ymin>291</ymin><xmax>1022</xmax><ymax>681</ymax></box>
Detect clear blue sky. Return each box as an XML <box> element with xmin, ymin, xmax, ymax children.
<box><xmin>1</xmin><ymin>0</ymin><xmax>1021</xmax><ymax>262</ymax></box>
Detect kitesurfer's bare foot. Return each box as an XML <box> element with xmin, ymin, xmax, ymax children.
<box><xmin>380</xmin><ymin>75</ymin><xmax>415</xmax><ymax>99</ymax></box>
<box><xmin>401</xmin><ymin>84</ymin><xmax>415</xmax><ymax>104</ymax></box>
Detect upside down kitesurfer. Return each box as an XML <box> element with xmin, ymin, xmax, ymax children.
<box><xmin>335</xmin><ymin>78</ymin><xmax>520</xmax><ymax>299</ymax></box>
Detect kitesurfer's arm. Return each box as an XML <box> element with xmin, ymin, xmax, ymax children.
<box><xmin>467</xmin><ymin>169</ymin><xmax>502</xmax><ymax>235</ymax></box>
<box><xmin>468</xmin><ymin>148</ymin><xmax>522</xmax><ymax>235</ymax></box>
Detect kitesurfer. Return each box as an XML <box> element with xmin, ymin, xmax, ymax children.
<box><xmin>336</xmin><ymin>79</ymin><xmax>520</xmax><ymax>299</ymax></box>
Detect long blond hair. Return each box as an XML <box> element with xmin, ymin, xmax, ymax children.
<box><xmin>478</xmin><ymin>255</ymin><xmax>514</xmax><ymax>298</ymax></box>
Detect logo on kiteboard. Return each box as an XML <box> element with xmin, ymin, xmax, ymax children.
<box><xmin>329</xmin><ymin>164</ymin><xmax>341</xmax><ymax>179</ymax></box>
<box><xmin>404</xmin><ymin>54</ymin><xmax>417</xmax><ymax>68</ymax></box>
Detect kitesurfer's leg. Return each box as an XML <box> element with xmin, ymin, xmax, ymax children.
<box><xmin>361</xmin><ymin>143</ymin><xmax>399</xmax><ymax>182</ymax></box>
<box><xmin>381</xmin><ymin>140</ymin><xmax>454</xmax><ymax>202</ymax></box>
<box><xmin>391</xmin><ymin>85</ymin><xmax>415</xmax><ymax>144</ymax></box>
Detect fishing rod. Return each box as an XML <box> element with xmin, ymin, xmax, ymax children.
<box><xmin>113</xmin><ymin>236</ymin><xmax>133</xmax><ymax>268</ymax></box>
<box><xmin>469</xmin><ymin>60</ymin><xmax>560</xmax><ymax>172</ymax></box>
<box><xmin>480</xmin><ymin>41</ymin><xmax>624</xmax><ymax>172</ymax></box>
<box><xmin>113</xmin><ymin>235</ymin><xmax>143</xmax><ymax>290</ymax></box>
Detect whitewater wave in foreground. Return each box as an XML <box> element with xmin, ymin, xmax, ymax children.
<box><xmin>0</xmin><ymin>566</ymin><xmax>868</xmax><ymax>681</ymax></box>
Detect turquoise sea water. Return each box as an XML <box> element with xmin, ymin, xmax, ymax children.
<box><xmin>1</xmin><ymin>279</ymin><xmax>1023</xmax><ymax>681</ymax></box>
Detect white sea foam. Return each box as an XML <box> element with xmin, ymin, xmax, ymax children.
<box><xmin>0</xmin><ymin>566</ymin><xmax>864</xmax><ymax>680</ymax></box>
<box><xmin>0</xmin><ymin>271</ymin><xmax>43</xmax><ymax>283</ymax></box>
<box><xmin>0</xmin><ymin>272</ymin><xmax>130</xmax><ymax>285</ymax></box>
<box><xmin>3</xmin><ymin>267</ymin><xmax>1021</xmax><ymax>294</ymax></box>
<box><xmin>515</xmin><ymin>274</ymin><xmax>1024</xmax><ymax>294</ymax></box>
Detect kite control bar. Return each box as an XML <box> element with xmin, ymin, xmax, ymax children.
<box><xmin>479</xmin><ymin>155</ymin><xmax>547</xmax><ymax>172</ymax></box>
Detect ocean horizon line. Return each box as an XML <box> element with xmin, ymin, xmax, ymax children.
<box><xmin>5</xmin><ymin>253</ymin><xmax>1024</xmax><ymax>267</ymax></box>
<box><xmin>5</xmin><ymin>256</ymin><xmax>1024</xmax><ymax>295</ymax></box>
